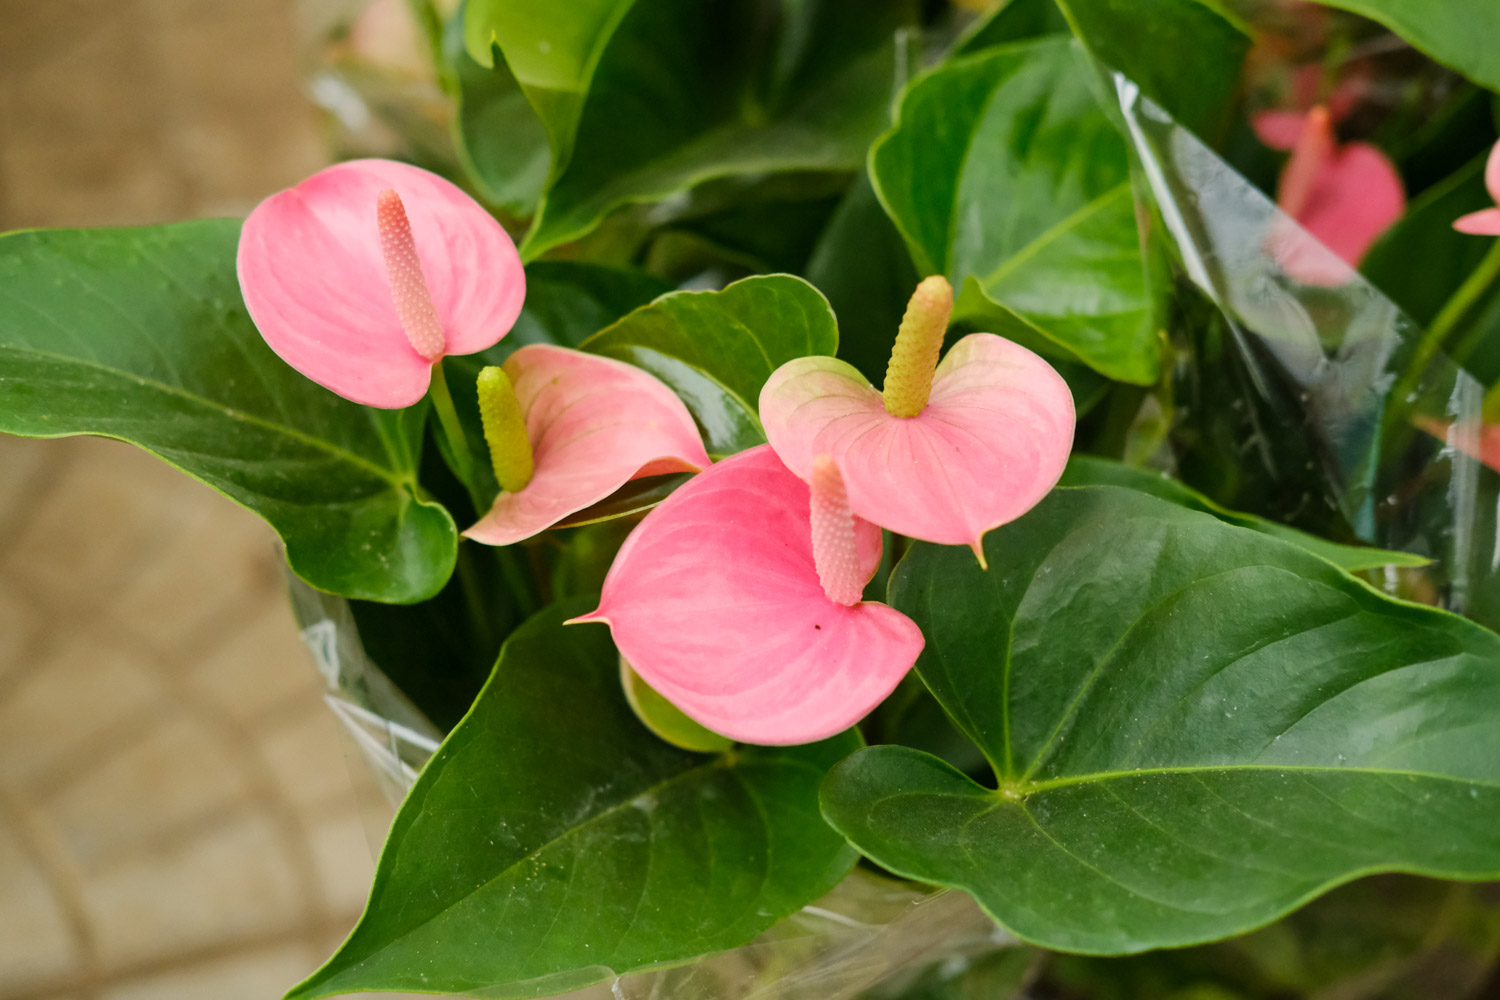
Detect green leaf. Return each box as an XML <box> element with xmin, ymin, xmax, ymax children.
<box><xmin>470</xmin><ymin>0</ymin><xmax>916</xmax><ymax>258</ymax></box>
<box><xmin>956</xmin><ymin>0</ymin><xmax>1070</xmax><ymax>55</ymax></box>
<box><xmin>870</xmin><ymin>38</ymin><xmax>1157</xmax><ymax>385</ymax></box>
<box><xmin>582</xmin><ymin>274</ymin><xmax>840</xmax><ymax>456</ymax></box>
<box><xmin>1308</xmin><ymin>1</ymin><xmax>1500</xmax><ymax>93</ymax></box>
<box><xmin>444</xmin><ymin>6</ymin><xmax>550</xmax><ymax>216</ymax></box>
<box><xmin>0</xmin><ymin>222</ymin><xmax>455</xmax><ymax>604</ymax></box>
<box><xmin>1053</xmin><ymin>0</ymin><xmax>1249</xmax><ymax>140</ymax></box>
<box><xmin>1060</xmin><ymin>456</ymin><xmax>1429</xmax><ymax>572</ymax></box>
<box><xmin>823</xmin><ymin>485</ymin><xmax>1500</xmax><ymax>954</ymax></box>
<box><xmin>290</xmin><ymin>599</ymin><xmax>859</xmax><ymax>999</ymax></box>
<box><xmin>805</xmin><ymin>173</ymin><xmax>920</xmax><ymax>387</ymax></box>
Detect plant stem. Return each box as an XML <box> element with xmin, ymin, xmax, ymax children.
<box><xmin>427</xmin><ymin>360</ymin><xmax>484</xmax><ymax>513</ymax></box>
<box><xmin>1409</xmin><ymin>237</ymin><xmax>1500</xmax><ymax>382</ymax></box>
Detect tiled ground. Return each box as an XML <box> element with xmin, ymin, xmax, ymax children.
<box><xmin>0</xmin><ymin>0</ymin><xmax>425</xmax><ymax>997</ymax></box>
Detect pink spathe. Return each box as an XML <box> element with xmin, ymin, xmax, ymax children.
<box><xmin>759</xmin><ymin>334</ymin><xmax>1075</xmax><ymax>560</ymax></box>
<box><xmin>237</xmin><ymin>159</ymin><xmax>524</xmax><ymax>408</ymax></box>
<box><xmin>570</xmin><ymin>445</ymin><xmax>922</xmax><ymax>746</ymax></box>
<box><xmin>464</xmin><ymin>345</ymin><xmax>710</xmax><ymax>546</ymax></box>
<box><xmin>1454</xmin><ymin>140</ymin><xmax>1500</xmax><ymax>236</ymax></box>
<box><xmin>1254</xmin><ymin>106</ymin><xmax>1404</xmax><ymax>281</ymax></box>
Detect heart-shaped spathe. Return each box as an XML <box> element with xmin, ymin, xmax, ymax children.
<box><xmin>238</xmin><ymin>159</ymin><xmax>524</xmax><ymax>408</ymax></box>
<box><xmin>759</xmin><ymin>333</ymin><xmax>1075</xmax><ymax>560</ymax></box>
<box><xmin>465</xmin><ymin>345</ymin><xmax>711</xmax><ymax>546</ymax></box>
<box><xmin>1455</xmin><ymin>140</ymin><xmax>1500</xmax><ymax>236</ymax></box>
<box><xmin>571</xmin><ymin>445</ymin><xmax>923</xmax><ymax>746</ymax></box>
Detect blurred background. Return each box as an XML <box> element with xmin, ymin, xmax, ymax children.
<box><xmin>0</xmin><ymin>1</ymin><xmax>427</xmax><ymax>997</ymax></box>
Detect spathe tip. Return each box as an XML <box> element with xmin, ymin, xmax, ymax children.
<box><xmin>563</xmin><ymin>610</ymin><xmax>610</xmax><ymax>627</ymax></box>
<box><xmin>969</xmin><ymin>538</ymin><xmax>989</xmax><ymax>571</ymax></box>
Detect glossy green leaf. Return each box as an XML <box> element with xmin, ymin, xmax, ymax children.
<box><xmin>582</xmin><ymin>274</ymin><xmax>839</xmax><ymax>456</ymax></box>
<box><xmin>1054</xmin><ymin>0</ymin><xmax>1249</xmax><ymax>140</ymax></box>
<box><xmin>290</xmin><ymin>599</ymin><xmax>859</xmax><ymax>999</ymax></box>
<box><xmin>1309</xmin><ymin>1</ymin><xmax>1500</xmax><ymax>93</ymax></box>
<box><xmin>1060</xmin><ymin>456</ymin><xmax>1429</xmax><ymax>572</ymax></box>
<box><xmin>444</xmin><ymin>7</ymin><xmax>550</xmax><ymax>216</ymax></box>
<box><xmin>0</xmin><ymin>222</ymin><xmax>455</xmax><ymax>603</ymax></box>
<box><xmin>553</xmin><ymin>473</ymin><xmax>692</xmax><ymax>529</ymax></box>
<box><xmin>871</xmin><ymin>38</ymin><xmax>1157</xmax><ymax>385</ymax></box>
<box><xmin>804</xmin><ymin>174</ymin><xmax>920</xmax><ymax>386</ymax></box>
<box><xmin>823</xmin><ymin>485</ymin><xmax>1500</xmax><ymax>954</ymax></box>
<box><xmin>956</xmin><ymin>0</ymin><xmax>1070</xmax><ymax>55</ymax></box>
<box><xmin>469</xmin><ymin>0</ymin><xmax>915</xmax><ymax>258</ymax></box>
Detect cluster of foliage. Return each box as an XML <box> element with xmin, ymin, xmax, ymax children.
<box><xmin>4</xmin><ymin>0</ymin><xmax>1500</xmax><ymax>997</ymax></box>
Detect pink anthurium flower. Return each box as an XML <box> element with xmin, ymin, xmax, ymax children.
<box><xmin>569</xmin><ymin>445</ymin><xmax>924</xmax><ymax>746</ymax></box>
<box><xmin>759</xmin><ymin>277</ymin><xmax>1075</xmax><ymax>566</ymax></box>
<box><xmin>1454</xmin><ymin>140</ymin><xmax>1500</xmax><ymax>236</ymax></box>
<box><xmin>464</xmin><ymin>344</ymin><xmax>711</xmax><ymax>546</ymax></box>
<box><xmin>237</xmin><ymin>158</ymin><xmax>524</xmax><ymax>408</ymax></box>
<box><xmin>1255</xmin><ymin>105</ymin><xmax>1405</xmax><ymax>282</ymax></box>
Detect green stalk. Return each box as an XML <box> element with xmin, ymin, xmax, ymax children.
<box><xmin>427</xmin><ymin>360</ymin><xmax>483</xmax><ymax>514</ymax></box>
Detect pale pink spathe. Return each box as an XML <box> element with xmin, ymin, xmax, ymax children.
<box><xmin>464</xmin><ymin>345</ymin><xmax>711</xmax><ymax>546</ymax></box>
<box><xmin>571</xmin><ymin>445</ymin><xmax>920</xmax><ymax>747</ymax></box>
<box><xmin>237</xmin><ymin>159</ymin><xmax>524</xmax><ymax>408</ymax></box>
<box><xmin>759</xmin><ymin>334</ymin><xmax>1075</xmax><ymax>557</ymax></box>
<box><xmin>1454</xmin><ymin>140</ymin><xmax>1500</xmax><ymax>236</ymax></box>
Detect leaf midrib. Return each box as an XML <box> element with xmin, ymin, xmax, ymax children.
<box><xmin>1007</xmin><ymin>761</ymin><xmax>1500</xmax><ymax>797</ymax></box>
<box><xmin>0</xmin><ymin>343</ymin><xmax>410</xmax><ymax>488</ymax></box>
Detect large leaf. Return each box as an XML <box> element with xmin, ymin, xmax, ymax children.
<box><xmin>582</xmin><ymin>274</ymin><xmax>839</xmax><ymax>456</ymax></box>
<box><xmin>870</xmin><ymin>38</ymin><xmax>1156</xmax><ymax>385</ymax></box>
<box><xmin>443</xmin><ymin>6</ymin><xmax>550</xmax><ymax>217</ymax></box>
<box><xmin>0</xmin><ymin>222</ymin><xmax>455</xmax><ymax>603</ymax></box>
<box><xmin>469</xmin><ymin>0</ymin><xmax>915</xmax><ymax>258</ymax></box>
<box><xmin>1310</xmin><ymin>1</ymin><xmax>1500</xmax><ymax>94</ymax></box>
<box><xmin>1053</xmin><ymin>0</ymin><xmax>1249</xmax><ymax>140</ymax></box>
<box><xmin>289</xmin><ymin>599</ymin><xmax>860</xmax><ymax>999</ymax></box>
<box><xmin>1061</xmin><ymin>456</ymin><xmax>1429</xmax><ymax>572</ymax></box>
<box><xmin>823</xmin><ymin>485</ymin><xmax>1500</xmax><ymax>954</ymax></box>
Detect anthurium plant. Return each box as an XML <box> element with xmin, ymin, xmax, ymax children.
<box><xmin>6</xmin><ymin>0</ymin><xmax>1500</xmax><ymax>997</ymax></box>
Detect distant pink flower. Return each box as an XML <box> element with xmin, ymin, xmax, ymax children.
<box><xmin>1416</xmin><ymin>415</ymin><xmax>1500</xmax><ymax>472</ymax></box>
<box><xmin>759</xmin><ymin>278</ymin><xmax>1075</xmax><ymax>565</ymax></box>
<box><xmin>464</xmin><ymin>345</ymin><xmax>710</xmax><ymax>545</ymax></box>
<box><xmin>1254</xmin><ymin>105</ymin><xmax>1405</xmax><ymax>282</ymax></box>
<box><xmin>1454</xmin><ymin>141</ymin><xmax>1500</xmax><ymax>236</ymax></box>
<box><xmin>237</xmin><ymin>159</ymin><xmax>524</xmax><ymax>408</ymax></box>
<box><xmin>570</xmin><ymin>445</ymin><xmax>923</xmax><ymax>746</ymax></box>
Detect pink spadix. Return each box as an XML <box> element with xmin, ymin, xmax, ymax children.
<box><xmin>760</xmin><ymin>277</ymin><xmax>1075</xmax><ymax>563</ymax></box>
<box><xmin>1255</xmin><ymin>105</ymin><xmax>1405</xmax><ymax>283</ymax></box>
<box><xmin>1454</xmin><ymin>140</ymin><xmax>1500</xmax><ymax>236</ymax></box>
<box><xmin>809</xmin><ymin>456</ymin><xmax>864</xmax><ymax>606</ymax></box>
<box><xmin>569</xmin><ymin>445</ymin><xmax>923</xmax><ymax>746</ymax></box>
<box><xmin>375</xmin><ymin>189</ymin><xmax>445</xmax><ymax>361</ymax></box>
<box><xmin>237</xmin><ymin>159</ymin><xmax>524</xmax><ymax>408</ymax></box>
<box><xmin>464</xmin><ymin>345</ymin><xmax>710</xmax><ymax>546</ymax></box>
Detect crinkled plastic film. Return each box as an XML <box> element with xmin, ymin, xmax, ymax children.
<box><xmin>1105</xmin><ymin>73</ymin><xmax>1500</xmax><ymax>625</ymax></box>
<box><xmin>287</xmin><ymin>576</ymin><xmax>1020</xmax><ymax>1000</ymax></box>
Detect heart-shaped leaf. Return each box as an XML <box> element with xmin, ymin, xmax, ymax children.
<box><xmin>0</xmin><ymin>221</ymin><xmax>455</xmax><ymax>603</ymax></box>
<box><xmin>469</xmin><ymin>0</ymin><xmax>916</xmax><ymax>258</ymax></box>
<box><xmin>823</xmin><ymin>485</ymin><xmax>1500</xmax><ymax>954</ymax></box>
<box><xmin>871</xmin><ymin>37</ymin><xmax>1156</xmax><ymax>385</ymax></box>
<box><xmin>582</xmin><ymin>274</ymin><xmax>840</xmax><ymax>456</ymax></box>
<box><xmin>288</xmin><ymin>598</ymin><xmax>860</xmax><ymax>998</ymax></box>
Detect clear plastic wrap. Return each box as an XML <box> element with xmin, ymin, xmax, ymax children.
<box><xmin>1106</xmin><ymin>74</ymin><xmax>1500</xmax><ymax>625</ymax></box>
